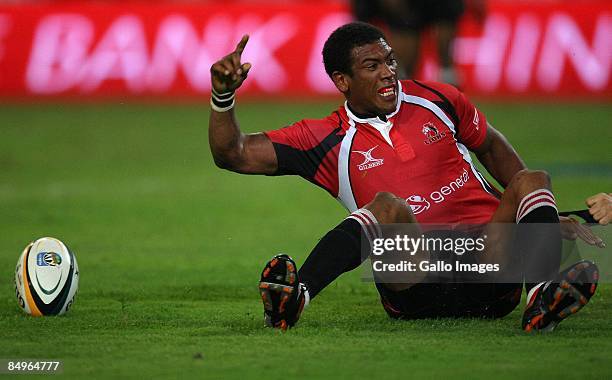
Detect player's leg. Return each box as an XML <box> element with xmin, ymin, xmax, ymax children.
<box><xmin>489</xmin><ymin>169</ymin><xmax>557</xmax><ymax>223</ymax></box>
<box><xmin>381</xmin><ymin>0</ymin><xmax>425</xmax><ymax>79</ymax></box>
<box><xmin>377</xmin><ymin>170</ymin><xmax>556</xmax><ymax>321</ymax></box>
<box><xmin>522</xmin><ymin>260</ymin><xmax>598</xmax><ymax>332</ymax></box>
<box><xmin>480</xmin><ymin>170</ymin><xmax>561</xmax><ymax>321</ymax></box>
<box><xmin>432</xmin><ymin>0</ymin><xmax>465</xmax><ymax>85</ymax></box>
<box><xmin>427</xmin><ymin>169</ymin><xmax>561</xmax><ymax>322</ymax></box>
<box><xmin>387</xmin><ymin>31</ymin><xmax>421</xmax><ymax>79</ymax></box>
<box><xmin>487</xmin><ymin>169</ymin><xmax>598</xmax><ymax>331</ymax></box>
<box><xmin>488</xmin><ymin>169</ymin><xmax>561</xmax><ymax>283</ymax></box>
<box><xmin>434</xmin><ymin>21</ymin><xmax>459</xmax><ymax>85</ymax></box>
<box><xmin>300</xmin><ymin>191</ymin><xmax>417</xmax><ymax>294</ymax></box>
<box><xmin>259</xmin><ymin>191</ymin><xmax>415</xmax><ymax>329</ymax></box>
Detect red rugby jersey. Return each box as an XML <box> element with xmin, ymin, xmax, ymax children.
<box><xmin>264</xmin><ymin>80</ymin><xmax>501</xmax><ymax>225</ymax></box>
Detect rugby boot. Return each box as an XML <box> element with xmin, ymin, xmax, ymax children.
<box><xmin>259</xmin><ymin>254</ymin><xmax>306</xmax><ymax>331</ymax></box>
<box><xmin>523</xmin><ymin>260</ymin><xmax>598</xmax><ymax>332</ymax></box>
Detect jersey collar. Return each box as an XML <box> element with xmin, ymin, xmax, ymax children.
<box><xmin>343</xmin><ymin>81</ymin><xmax>402</xmax><ymax>147</ymax></box>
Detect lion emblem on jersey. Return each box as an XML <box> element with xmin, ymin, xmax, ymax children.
<box><xmin>422</xmin><ymin>122</ymin><xmax>446</xmax><ymax>145</ymax></box>
<box><xmin>406</xmin><ymin>195</ymin><xmax>431</xmax><ymax>215</ymax></box>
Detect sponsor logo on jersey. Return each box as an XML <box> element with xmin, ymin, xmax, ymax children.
<box><xmin>407</xmin><ymin>169</ymin><xmax>471</xmax><ymax>214</ymax></box>
<box><xmin>36</xmin><ymin>252</ymin><xmax>62</xmax><ymax>267</ymax></box>
<box><xmin>353</xmin><ymin>146</ymin><xmax>384</xmax><ymax>171</ymax></box>
<box><xmin>406</xmin><ymin>195</ymin><xmax>431</xmax><ymax>214</ymax></box>
<box><xmin>422</xmin><ymin>122</ymin><xmax>446</xmax><ymax>145</ymax></box>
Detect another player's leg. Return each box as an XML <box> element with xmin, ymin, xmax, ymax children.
<box><xmin>433</xmin><ymin>0</ymin><xmax>465</xmax><ymax>86</ymax></box>
<box><xmin>258</xmin><ymin>192</ymin><xmax>412</xmax><ymax>330</ymax></box>
<box><xmin>387</xmin><ymin>31</ymin><xmax>421</xmax><ymax>80</ymax></box>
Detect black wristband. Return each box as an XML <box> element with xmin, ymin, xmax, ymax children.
<box><xmin>211</xmin><ymin>88</ymin><xmax>235</xmax><ymax>112</ymax></box>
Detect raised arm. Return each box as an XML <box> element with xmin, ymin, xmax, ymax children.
<box><xmin>208</xmin><ymin>35</ymin><xmax>278</xmax><ymax>175</ymax></box>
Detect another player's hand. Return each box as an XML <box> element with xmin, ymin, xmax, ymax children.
<box><xmin>559</xmin><ymin>216</ymin><xmax>605</xmax><ymax>248</ymax></box>
<box><xmin>210</xmin><ymin>35</ymin><xmax>252</xmax><ymax>93</ymax></box>
<box><xmin>586</xmin><ymin>192</ymin><xmax>612</xmax><ymax>225</ymax></box>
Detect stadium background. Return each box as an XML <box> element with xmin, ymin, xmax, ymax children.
<box><xmin>0</xmin><ymin>0</ymin><xmax>610</xmax><ymax>378</ymax></box>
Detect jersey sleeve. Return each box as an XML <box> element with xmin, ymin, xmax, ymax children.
<box><xmin>453</xmin><ymin>90</ymin><xmax>488</xmax><ymax>150</ymax></box>
<box><xmin>264</xmin><ymin>120</ymin><xmax>317</xmax><ymax>178</ymax></box>
<box><xmin>263</xmin><ymin>117</ymin><xmax>343</xmax><ymax>196</ymax></box>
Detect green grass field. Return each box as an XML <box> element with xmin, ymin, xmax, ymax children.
<box><xmin>0</xmin><ymin>101</ymin><xmax>611</xmax><ymax>379</ymax></box>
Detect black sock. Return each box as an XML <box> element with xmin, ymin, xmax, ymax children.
<box><xmin>516</xmin><ymin>189</ymin><xmax>561</xmax><ymax>295</ymax></box>
<box><xmin>298</xmin><ymin>209</ymin><xmax>378</xmax><ymax>299</ymax></box>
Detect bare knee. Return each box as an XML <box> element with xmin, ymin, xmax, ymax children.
<box><xmin>364</xmin><ymin>192</ymin><xmax>416</xmax><ymax>224</ymax></box>
<box><xmin>507</xmin><ymin>169</ymin><xmax>551</xmax><ymax>198</ymax></box>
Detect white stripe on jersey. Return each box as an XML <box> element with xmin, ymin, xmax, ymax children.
<box><xmin>404</xmin><ymin>93</ymin><xmax>496</xmax><ymax>197</ymax></box>
<box><xmin>337</xmin><ymin>122</ymin><xmax>358</xmax><ymax>212</ymax></box>
<box><xmin>456</xmin><ymin>141</ymin><xmax>497</xmax><ymax>197</ymax></box>
<box><xmin>403</xmin><ymin>94</ymin><xmax>455</xmax><ymax>132</ymax></box>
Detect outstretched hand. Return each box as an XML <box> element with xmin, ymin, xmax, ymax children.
<box><xmin>210</xmin><ymin>35</ymin><xmax>252</xmax><ymax>93</ymax></box>
<box><xmin>560</xmin><ymin>216</ymin><xmax>605</xmax><ymax>248</ymax></box>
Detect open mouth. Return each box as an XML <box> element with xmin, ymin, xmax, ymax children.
<box><xmin>378</xmin><ymin>85</ymin><xmax>396</xmax><ymax>98</ymax></box>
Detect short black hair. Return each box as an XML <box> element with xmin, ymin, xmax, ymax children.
<box><xmin>322</xmin><ymin>22</ymin><xmax>386</xmax><ymax>78</ymax></box>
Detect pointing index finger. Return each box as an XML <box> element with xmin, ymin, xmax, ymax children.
<box><xmin>235</xmin><ymin>35</ymin><xmax>249</xmax><ymax>56</ymax></box>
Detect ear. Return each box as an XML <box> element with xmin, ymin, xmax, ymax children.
<box><xmin>331</xmin><ymin>71</ymin><xmax>350</xmax><ymax>94</ymax></box>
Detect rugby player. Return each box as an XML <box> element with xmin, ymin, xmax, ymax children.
<box><xmin>208</xmin><ymin>22</ymin><xmax>604</xmax><ymax>332</ymax></box>
<box><xmin>352</xmin><ymin>0</ymin><xmax>467</xmax><ymax>84</ymax></box>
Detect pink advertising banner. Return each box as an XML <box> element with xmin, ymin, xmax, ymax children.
<box><xmin>0</xmin><ymin>1</ymin><xmax>609</xmax><ymax>100</ymax></box>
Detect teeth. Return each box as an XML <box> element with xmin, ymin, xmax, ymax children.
<box><xmin>379</xmin><ymin>88</ymin><xmax>394</xmax><ymax>97</ymax></box>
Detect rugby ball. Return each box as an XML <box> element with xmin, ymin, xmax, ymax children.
<box><xmin>14</xmin><ymin>237</ymin><xmax>79</xmax><ymax>316</ymax></box>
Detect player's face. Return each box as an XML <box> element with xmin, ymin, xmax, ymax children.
<box><xmin>345</xmin><ymin>39</ymin><xmax>398</xmax><ymax>116</ymax></box>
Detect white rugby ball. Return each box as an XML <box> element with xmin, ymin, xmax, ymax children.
<box><xmin>14</xmin><ymin>237</ymin><xmax>79</xmax><ymax>316</ymax></box>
